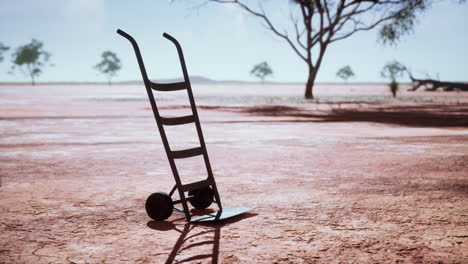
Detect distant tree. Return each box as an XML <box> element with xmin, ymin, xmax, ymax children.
<box><xmin>250</xmin><ymin>61</ymin><xmax>273</xmax><ymax>84</ymax></box>
<box><xmin>10</xmin><ymin>39</ymin><xmax>50</xmax><ymax>85</ymax></box>
<box><xmin>188</xmin><ymin>0</ymin><xmax>466</xmax><ymax>99</ymax></box>
<box><xmin>381</xmin><ymin>60</ymin><xmax>406</xmax><ymax>97</ymax></box>
<box><xmin>336</xmin><ymin>65</ymin><xmax>354</xmax><ymax>82</ymax></box>
<box><xmin>94</xmin><ymin>51</ymin><xmax>121</xmax><ymax>85</ymax></box>
<box><xmin>0</xmin><ymin>42</ymin><xmax>9</xmax><ymax>62</ymax></box>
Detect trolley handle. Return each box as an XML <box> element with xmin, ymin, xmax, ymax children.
<box><xmin>163</xmin><ymin>32</ymin><xmax>190</xmax><ymax>84</ymax></box>
<box><xmin>162</xmin><ymin>33</ymin><xmax>179</xmax><ymax>46</ymax></box>
<box><xmin>116</xmin><ymin>29</ymin><xmax>150</xmax><ymax>84</ymax></box>
<box><xmin>117</xmin><ymin>29</ymin><xmax>132</xmax><ymax>42</ymax></box>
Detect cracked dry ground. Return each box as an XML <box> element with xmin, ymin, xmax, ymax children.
<box><xmin>1</xmin><ymin>98</ymin><xmax>468</xmax><ymax>263</ymax></box>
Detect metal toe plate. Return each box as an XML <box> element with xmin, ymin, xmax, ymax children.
<box><xmin>190</xmin><ymin>206</ymin><xmax>255</xmax><ymax>222</ymax></box>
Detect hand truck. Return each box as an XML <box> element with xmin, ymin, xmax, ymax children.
<box><xmin>117</xmin><ymin>29</ymin><xmax>254</xmax><ymax>222</ymax></box>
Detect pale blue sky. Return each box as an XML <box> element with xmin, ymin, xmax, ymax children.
<box><xmin>0</xmin><ymin>0</ymin><xmax>467</xmax><ymax>83</ymax></box>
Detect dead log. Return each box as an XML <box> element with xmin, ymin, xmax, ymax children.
<box><xmin>409</xmin><ymin>76</ymin><xmax>468</xmax><ymax>91</ymax></box>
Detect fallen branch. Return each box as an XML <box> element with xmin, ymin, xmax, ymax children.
<box><xmin>408</xmin><ymin>75</ymin><xmax>468</xmax><ymax>91</ymax></box>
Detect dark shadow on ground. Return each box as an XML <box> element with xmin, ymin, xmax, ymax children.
<box><xmin>147</xmin><ymin>211</ymin><xmax>257</xmax><ymax>264</ymax></box>
<box><xmin>238</xmin><ymin>104</ymin><xmax>468</xmax><ymax>127</ymax></box>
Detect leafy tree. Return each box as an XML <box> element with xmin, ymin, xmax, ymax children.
<box><xmin>11</xmin><ymin>39</ymin><xmax>50</xmax><ymax>85</ymax></box>
<box><xmin>380</xmin><ymin>60</ymin><xmax>406</xmax><ymax>97</ymax></box>
<box><xmin>94</xmin><ymin>51</ymin><xmax>121</xmax><ymax>85</ymax></box>
<box><xmin>194</xmin><ymin>0</ymin><xmax>465</xmax><ymax>99</ymax></box>
<box><xmin>250</xmin><ymin>61</ymin><xmax>273</xmax><ymax>83</ymax></box>
<box><xmin>0</xmin><ymin>42</ymin><xmax>9</xmax><ymax>62</ymax></box>
<box><xmin>336</xmin><ymin>65</ymin><xmax>354</xmax><ymax>82</ymax></box>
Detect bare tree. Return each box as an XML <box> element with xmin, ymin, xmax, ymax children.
<box><xmin>198</xmin><ymin>0</ymin><xmax>462</xmax><ymax>99</ymax></box>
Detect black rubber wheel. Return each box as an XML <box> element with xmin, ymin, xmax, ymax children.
<box><xmin>188</xmin><ymin>187</ymin><xmax>214</xmax><ymax>209</ymax></box>
<box><xmin>145</xmin><ymin>192</ymin><xmax>173</xmax><ymax>221</ymax></box>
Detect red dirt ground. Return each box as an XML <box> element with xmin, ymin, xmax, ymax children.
<box><xmin>1</xmin><ymin>84</ymin><xmax>467</xmax><ymax>263</ymax></box>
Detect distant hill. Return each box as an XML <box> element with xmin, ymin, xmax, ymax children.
<box><xmin>2</xmin><ymin>75</ymin><xmax>422</xmax><ymax>86</ymax></box>
<box><xmin>118</xmin><ymin>75</ymin><xmax>276</xmax><ymax>85</ymax></box>
<box><xmin>119</xmin><ymin>75</ymin><xmax>217</xmax><ymax>84</ymax></box>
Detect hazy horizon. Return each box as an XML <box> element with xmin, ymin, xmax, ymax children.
<box><xmin>0</xmin><ymin>76</ymin><xmax>451</xmax><ymax>85</ymax></box>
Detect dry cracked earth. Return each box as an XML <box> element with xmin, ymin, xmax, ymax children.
<box><xmin>1</xmin><ymin>85</ymin><xmax>467</xmax><ymax>263</ymax></box>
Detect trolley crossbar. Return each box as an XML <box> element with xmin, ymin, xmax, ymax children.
<box><xmin>173</xmin><ymin>195</ymin><xmax>194</xmax><ymax>204</ymax></box>
<box><xmin>171</xmin><ymin>147</ymin><xmax>204</xmax><ymax>159</ymax></box>
<box><xmin>160</xmin><ymin>115</ymin><xmax>195</xmax><ymax>126</ymax></box>
<box><xmin>181</xmin><ymin>179</ymin><xmax>211</xmax><ymax>192</ymax></box>
<box><xmin>151</xmin><ymin>81</ymin><xmax>186</xmax><ymax>92</ymax></box>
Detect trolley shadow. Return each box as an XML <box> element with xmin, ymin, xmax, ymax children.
<box><xmin>147</xmin><ymin>211</ymin><xmax>257</xmax><ymax>264</ymax></box>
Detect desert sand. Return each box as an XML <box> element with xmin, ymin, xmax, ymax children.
<box><xmin>1</xmin><ymin>83</ymin><xmax>467</xmax><ymax>263</ymax></box>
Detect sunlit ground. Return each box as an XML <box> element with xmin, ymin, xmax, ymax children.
<box><xmin>1</xmin><ymin>83</ymin><xmax>467</xmax><ymax>263</ymax></box>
